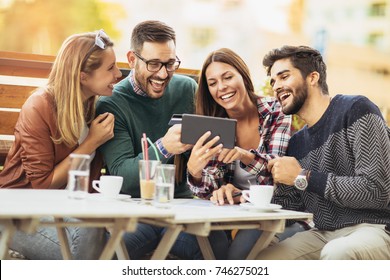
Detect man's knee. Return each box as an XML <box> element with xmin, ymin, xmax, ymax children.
<box><xmin>320</xmin><ymin>238</ymin><xmax>357</xmax><ymax>260</ymax></box>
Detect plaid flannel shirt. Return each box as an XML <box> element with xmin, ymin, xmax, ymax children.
<box><xmin>188</xmin><ymin>97</ymin><xmax>291</xmax><ymax>198</ymax></box>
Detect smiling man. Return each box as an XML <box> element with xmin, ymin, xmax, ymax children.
<box><xmin>95</xmin><ymin>20</ymin><xmax>202</xmax><ymax>259</ymax></box>
<box><xmin>256</xmin><ymin>45</ymin><xmax>390</xmax><ymax>260</ymax></box>
<box><xmin>96</xmin><ymin>20</ymin><xmax>195</xmax><ymax>197</ymax></box>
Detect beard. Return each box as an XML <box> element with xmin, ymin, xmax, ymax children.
<box><xmin>133</xmin><ymin>65</ymin><xmax>170</xmax><ymax>99</ymax></box>
<box><xmin>282</xmin><ymin>82</ymin><xmax>308</xmax><ymax>115</ymax></box>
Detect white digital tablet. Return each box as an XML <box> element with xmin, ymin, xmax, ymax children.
<box><xmin>181</xmin><ymin>114</ymin><xmax>237</xmax><ymax>149</ymax></box>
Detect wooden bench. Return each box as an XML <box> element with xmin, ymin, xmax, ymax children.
<box><xmin>0</xmin><ymin>51</ymin><xmax>200</xmax><ymax>167</ymax></box>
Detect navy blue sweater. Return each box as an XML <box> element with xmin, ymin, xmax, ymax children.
<box><xmin>273</xmin><ymin>94</ymin><xmax>390</xmax><ymax>230</ymax></box>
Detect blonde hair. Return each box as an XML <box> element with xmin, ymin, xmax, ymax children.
<box><xmin>47</xmin><ymin>31</ymin><xmax>114</xmax><ymax>147</ymax></box>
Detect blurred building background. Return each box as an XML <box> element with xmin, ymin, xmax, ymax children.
<box><xmin>0</xmin><ymin>0</ymin><xmax>389</xmax><ymax>123</ymax></box>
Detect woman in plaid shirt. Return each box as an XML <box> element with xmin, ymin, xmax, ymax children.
<box><xmin>186</xmin><ymin>48</ymin><xmax>305</xmax><ymax>259</ymax></box>
<box><xmin>187</xmin><ymin>48</ymin><xmax>291</xmax><ymax>201</ymax></box>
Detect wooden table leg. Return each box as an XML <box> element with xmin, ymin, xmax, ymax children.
<box><xmin>0</xmin><ymin>219</ymin><xmax>15</xmax><ymax>260</ymax></box>
<box><xmin>196</xmin><ymin>236</ymin><xmax>215</xmax><ymax>260</ymax></box>
<box><xmin>55</xmin><ymin>218</ymin><xmax>72</xmax><ymax>260</ymax></box>
<box><xmin>246</xmin><ymin>230</ymin><xmax>276</xmax><ymax>259</ymax></box>
<box><xmin>115</xmin><ymin>238</ymin><xmax>130</xmax><ymax>260</ymax></box>
<box><xmin>100</xmin><ymin>218</ymin><xmax>136</xmax><ymax>260</ymax></box>
<box><xmin>150</xmin><ymin>225</ymin><xmax>184</xmax><ymax>260</ymax></box>
<box><xmin>246</xmin><ymin>220</ymin><xmax>285</xmax><ymax>260</ymax></box>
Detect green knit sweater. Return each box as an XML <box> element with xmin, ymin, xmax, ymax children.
<box><xmin>96</xmin><ymin>74</ymin><xmax>196</xmax><ymax>197</ymax></box>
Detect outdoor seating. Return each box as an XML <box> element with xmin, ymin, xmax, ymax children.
<box><xmin>0</xmin><ymin>51</ymin><xmax>199</xmax><ymax>168</ymax></box>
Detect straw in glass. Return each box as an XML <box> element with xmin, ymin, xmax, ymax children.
<box><xmin>146</xmin><ymin>137</ymin><xmax>160</xmax><ymax>160</ymax></box>
<box><xmin>147</xmin><ymin>137</ymin><xmax>166</xmax><ymax>182</ymax></box>
<box><xmin>142</xmin><ymin>133</ymin><xmax>150</xmax><ymax>180</ymax></box>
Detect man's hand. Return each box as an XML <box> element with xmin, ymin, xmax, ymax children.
<box><xmin>161</xmin><ymin>124</ymin><xmax>193</xmax><ymax>154</ymax></box>
<box><xmin>268</xmin><ymin>156</ymin><xmax>302</xmax><ymax>185</ymax></box>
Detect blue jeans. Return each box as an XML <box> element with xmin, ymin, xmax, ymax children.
<box><xmin>227</xmin><ymin>222</ymin><xmax>307</xmax><ymax>259</ymax></box>
<box><xmin>9</xmin><ymin>216</ymin><xmax>106</xmax><ymax>259</ymax></box>
<box><xmin>122</xmin><ymin>223</ymin><xmax>229</xmax><ymax>259</ymax></box>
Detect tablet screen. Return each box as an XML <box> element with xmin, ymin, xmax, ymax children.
<box><xmin>181</xmin><ymin>114</ymin><xmax>237</xmax><ymax>149</ymax></box>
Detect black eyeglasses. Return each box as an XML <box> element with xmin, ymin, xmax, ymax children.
<box><xmin>134</xmin><ymin>52</ymin><xmax>181</xmax><ymax>72</ymax></box>
<box><xmin>82</xmin><ymin>29</ymin><xmax>108</xmax><ymax>68</ymax></box>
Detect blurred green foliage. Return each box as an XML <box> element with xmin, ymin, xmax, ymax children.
<box><xmin>0</xmin><ymin>0</ymin><xmax>125</xmax><ymax>55</ymax></box>
<box><xmin>258</xmin><ymin>77</ymin><xmax>305</xmax><ymax>133</ymax></box>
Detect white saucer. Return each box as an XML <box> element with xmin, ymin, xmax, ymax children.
<box><xmin>240</xmin><ymin>203</ymin><xmax>282</xmax><ymax>212</ymax></box>
<box><xmin>89</xmin><ymin>193</ymin><xmax>131</xmax><ymax>201</ymax></box>
<box><xmin>116</xmin><ymin>194</ymin><xmax>132</xmax><ymax>201</ymax></box>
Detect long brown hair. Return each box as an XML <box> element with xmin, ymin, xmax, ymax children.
<box><xmin>196</xmin><ymin>48</ymin><xmax>258</xmax><ymax>117</ymax></box>
<box><xmin>47</xmin><ymin>31</ymin><xmax>114</xmax><ymax>146</ymax></box>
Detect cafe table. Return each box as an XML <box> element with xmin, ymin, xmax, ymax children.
<box><xmin>0</xmin><ymin>189</ymin><xmax>174</xmax><ymax>260</ymax></box>
<box><xmin>138</xmin><ymin>198</ymin><xmax>313</xmax><ymax>260</ymax></box>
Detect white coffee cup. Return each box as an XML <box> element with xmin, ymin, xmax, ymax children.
<box><xmin>241</xmin><ymin>185</ymin><xmax>274</xmax><ymax>207</ymax></box>
<box><xmin>92</xmin><ymin>175</ymin><xmax>123</xmax><ymax>198</ymax></box>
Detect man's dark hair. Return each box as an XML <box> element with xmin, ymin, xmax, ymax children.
<box><xmin>131</xmin><ymin>20</ymin><xmax>176</xmax><ymax>53</ymax></box>
<box><xmin>263</xmin><ymin>45</ymin><xmax>329</xmax><ymax>95</ymax></box>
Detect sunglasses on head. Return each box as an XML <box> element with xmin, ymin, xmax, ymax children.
<box><xmin>94</xmin><ymin>29</ymin><xmax>107</xmax><ymax>50</ymax></box>
<box><xmin>81</xmin><ymin>29</ymin><xmax>108</xmax><ymax>68</ymax></box>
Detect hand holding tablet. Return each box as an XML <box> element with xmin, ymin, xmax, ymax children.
<box><xmin>169</xmin><ymin>114</ymin><xmax>237</xmax><ymax>149</ymax></box>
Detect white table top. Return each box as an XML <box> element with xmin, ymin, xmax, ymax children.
<box><xmin>0</xmin><ymin>189</ymin><xmax>173</xmax><ymax>219</ymax></box>
<box><xmin>143</xmin><ymin>198</ymin><xmax>313</xmax><ymax>224</ymax></box>
<box><xmin>0</xmin><ymin>189</ymin><xmax>312</xmax><ymax>223</ymax></box>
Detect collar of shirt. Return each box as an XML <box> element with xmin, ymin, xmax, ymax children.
<box><xmin>256</xmin><ymin>97</ymin><xmax>276</xmax><ymax>118</ymax></box>
<box><xmin>128</xmin><ymin>70</ymin><xmax>148</xmax><ymax>97</ymax></box>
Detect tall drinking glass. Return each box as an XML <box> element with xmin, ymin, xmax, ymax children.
<box><xmin>139</xmin><ymin>160</ymin><xmax>161</xmax><ymax>203</ymax></box>
<box><xmin>154</xmin><ymin>164</ymin><xmax>175</xmax><ymax>208</ymax></box>
<box><xmin>67</xmin><ymin>154</ymin><xmax>91</xmax><ymax>199</ymax></box>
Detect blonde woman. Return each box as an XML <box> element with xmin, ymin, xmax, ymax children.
<box><xmin>0</xmin><ymin>30</ymin><xmax>121</xmax><ymax>259</ymax></box>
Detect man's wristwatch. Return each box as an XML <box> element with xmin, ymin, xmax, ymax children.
<box><xmin>294</xmin><ymin>169</ymin><xmax>309</xmax><ymax>191</ymax></box>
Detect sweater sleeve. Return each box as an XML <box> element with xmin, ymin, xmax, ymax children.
<box><xmin>308</xmin><ymin>98</ymin><xmax>390</xmax><ymax>209</ymax></box>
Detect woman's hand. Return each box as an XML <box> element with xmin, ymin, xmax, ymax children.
<box><xmin>217</xmin><ymin>146</ymin><xmax>255</xmax><ymax>165</ymax></box>
<box><xmin>187</xmin><ymin>131</ymin><xmax>223</xmax><ymax>179</ymax></box>
<box><xmin>86</xmin><ymin>112</ymin><xmax>115</xmax><ymax>149</ymax></box>
<box><xmin>210</xmin><ymin>183</ymin><xmax>241</xmax><ymax>205</ymax></box>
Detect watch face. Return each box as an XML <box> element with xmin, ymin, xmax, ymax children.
<box><xmin>294</xmin><ymin>176</ymin><xmax>308</xmax><ymax>190</ymax></box>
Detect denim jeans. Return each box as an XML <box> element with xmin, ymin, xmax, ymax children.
<box><xmin>227</xmin><ymin>222</ymin><xmax>307</xmax><ymax>259</ymax></box>
<box><xmin>122</xmin><ymin>223</ymin><xmax>229</xmax><ymax>259</ymax></box>
<box><xmin>9</xmin><ymin>216</ymin><xmax>106</xmax><ymax>260</ymax></box>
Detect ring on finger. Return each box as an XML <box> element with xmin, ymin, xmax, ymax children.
<box><xmin>204</xmin><ymin>149</ymin><xmax>209</xmax><ymax>154</ymax></box>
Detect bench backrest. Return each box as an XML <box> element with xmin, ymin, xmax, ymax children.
<box><xmin>0</xmin><ymin>50</ymin><xmax>200</xmax><ymax>166</ymax></box>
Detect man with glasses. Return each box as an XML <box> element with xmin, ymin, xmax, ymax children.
<box><xmin>97</xmin><ymin>20</ymin><xmax>194</xmax><ymax>197</ymax></box>
<box><xmin>96</xmin><ymin>20</ymin><xmax>228</xmax><ymax>259</ymax></box>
